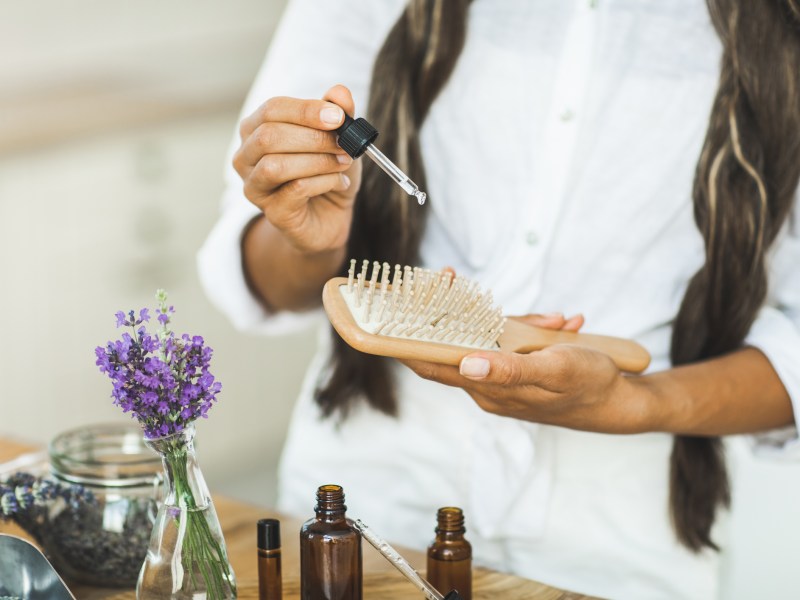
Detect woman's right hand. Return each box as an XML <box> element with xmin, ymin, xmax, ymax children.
<box><xmin>233</xmin><ymin>84</ymin><xmax>361</xmax><ymax>255</ymax></box>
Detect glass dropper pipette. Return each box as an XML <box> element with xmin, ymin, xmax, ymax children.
<box><xmin>335</xmin><ymin>113</ymin><xmax>427</xmax><ymax>205</ymax></box>
<box><xmin>351</xmin><ymin>519</ymin><xmax>463</xmax><ymax>600</ymax></box>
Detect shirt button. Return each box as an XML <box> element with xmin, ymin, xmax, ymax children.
<box><xmin>559</xmin><ymin>108</ymin><xmax>575</xmax><ymax>122</ymax></box>
<box><xmin>525</xmin><ymin>231</ymin><xmax>539</xmax><ymax>246</ymax></box>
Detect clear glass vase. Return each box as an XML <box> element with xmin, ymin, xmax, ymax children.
<box><xmin>137</xmin><ymin>424</ymin><xmax>237</xmax><ymax>599</ymax></box>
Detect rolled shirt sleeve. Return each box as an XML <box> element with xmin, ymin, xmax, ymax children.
<box><xmin>744</xmin><ymin>218</ymin><xmax>800</xmax><ymax>459</ymax></box>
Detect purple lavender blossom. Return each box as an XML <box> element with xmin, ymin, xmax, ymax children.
<box><xmin>0</xmin><ymin>473</ymin><xmax>93</xmax><ymax>519</ymax></box>
<box><xmin>95</xmin><ymin>291</ymin><xmax>222</xmax><ymax>439</ymax></box>
<box><xmin>116</xmin><ymin>308</ymin><xmax>152</xmax><ymax>329</ymax></box>
<box><xmin>1</xmin><ymin>489</ymin><xmax>19</xmax><ymax>515</ymax></box>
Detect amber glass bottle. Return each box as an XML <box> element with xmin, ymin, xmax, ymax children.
<box><xmin>300</xmin><ymin>484</ymin><xmax>362</xmax><ymax>600</ymax></box>
<box><xmin>427</xmin><ymin>507</ymin><xmax>472</xmax><ymax>600</ymax></box>
<box><xmin>257</xmin><ymin>518</ymin><xmax>282</xmax><ymax>600</ymax></box>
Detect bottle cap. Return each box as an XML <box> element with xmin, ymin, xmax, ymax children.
<box><xmin>336</xmin><ymin>113</ymin><xmax>378</xmax><ymax>158</ymax></box>
<box><xmin>257</xmin><ymin>518</ymin><xmax>281</xmax><ymax>551</ymax></box>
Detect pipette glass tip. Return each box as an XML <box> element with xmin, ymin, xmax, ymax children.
<box><xmin>363</xmin><ymin>145</ymin><xmax>427</xmax><ymax>205</ymax></box>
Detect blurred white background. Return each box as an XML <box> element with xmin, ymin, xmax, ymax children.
<box><xmin>0</xmin><ymin>0</ymin><xmax>313</xmax><ymax>507</ymax></box>
<box><xmin>0</xmin><ymin>2</ymin><xmax>798</xmax><ymax>598</ymax></box>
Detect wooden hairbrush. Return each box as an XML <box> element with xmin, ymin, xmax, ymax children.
<box><xmin>322</xmin><ymin>260</ymin><xmax>651</xmax><ymax>373</ymax></box>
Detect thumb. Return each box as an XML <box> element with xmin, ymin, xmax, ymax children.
<box><xmin>459</xmin><ymin>351</ymin><xmax>541</xmax><ymax>386</ymax></box>
<box><xmin>323</xmin><ymin>84</ymin><xmax>356</xmax><ymax>119</ymax></box>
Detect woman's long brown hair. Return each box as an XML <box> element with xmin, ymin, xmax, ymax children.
<box><xmin>315</xmin><ymin>0</ymin><xmax>800</xmax><ymax>551</ymax></box>
<box><xmin>670</xmin><ymin>0</ymin><xmax>800</xmax><ymax>550</ymax></box>
<box><xmin>314</xmin><ymin>0</ymin><xmax>471</xmax><ymax>418</ymax></box>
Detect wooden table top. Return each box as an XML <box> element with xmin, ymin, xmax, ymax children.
<box><xmin>0</xmin><ymin>436</ymin><xmax>595</xmax><ymax>599</ymax></box>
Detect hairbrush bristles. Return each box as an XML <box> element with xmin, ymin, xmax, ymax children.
<box><xmin>340</xmin><ymin>259</ymin><xmax>505</xmax><ymax>350</ymax></box>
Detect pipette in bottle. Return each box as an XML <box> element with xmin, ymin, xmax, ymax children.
<box><xmin>352</xmin><ymin>519</ymin><xmax>462</xmax><ymax>600</ymax></box>
<box><xmin>335</xmin><ymin>114</ymin><xmax>427</xmax><ymax>206</ymax></box>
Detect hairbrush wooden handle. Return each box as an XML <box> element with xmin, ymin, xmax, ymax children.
<box><xmin>498</xmin><ymin>317</ymin><xmax>651</xmax><ymax>373</ymax></box>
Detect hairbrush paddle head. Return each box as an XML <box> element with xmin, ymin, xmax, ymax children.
<box><xmin>323</xmin><ymin>259</ymin><xmax>651</xmax><ymax>372</ymax></box>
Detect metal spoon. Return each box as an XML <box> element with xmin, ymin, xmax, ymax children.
<box><xmin>0</xmin><ymin>534</ymin><xmax>76</xmax><ymax>600</ymax></box>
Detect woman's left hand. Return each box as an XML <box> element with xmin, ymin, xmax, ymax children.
<box><xmin>401</xmin><ymin>313</ymin><xmax>651</xmax><ymax>434</ymax></box>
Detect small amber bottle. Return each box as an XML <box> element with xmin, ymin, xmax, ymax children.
<box><xmin>300</xmin><ymin>484</ymin><xmax>362</xmax><ymax>600</ymax></box>
<box><xmin>257</xmin><ymin>518</ymin><xmax>282</xmax><ymax>600</ymax></box>
<box><xmin>427</xmin><ymin>507</ymin><xmax>472</xmax><ymax>600</ymax></box>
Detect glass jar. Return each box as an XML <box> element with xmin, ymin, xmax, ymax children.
<box><xmin>42</xmin><ymin>422</ymin><xmax>161</xmax><ymax>587</ymax></box>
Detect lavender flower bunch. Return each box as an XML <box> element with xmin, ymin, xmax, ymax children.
<box><xmin>95</xmin><ymin>289</ymin><xmax>222</xmax><ymax>439</ymax></box>
<box><xmin>95</xmin><ymin>290</ymin><xmax>235</xmax><ymax>599</ymax></box>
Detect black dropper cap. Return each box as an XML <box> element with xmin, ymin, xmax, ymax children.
<box><xmin>336</xmin><ymin>113</ymin><xmax>378</xmax><ymax>158</ymax></box>
<box><xmin>257</xmin><ymin>518</ymin><xmax>281</xmax><ymax>551</ymax></box>
<box><xmin>444</xmin><ymin>591</ymin><xmax>463</xmax><ymax>600</ymax></box>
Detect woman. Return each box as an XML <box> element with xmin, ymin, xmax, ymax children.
<box><xmin>198</xmin><ymin>1</ymin><xmax>800</xmax><ymax>597</ymax></box>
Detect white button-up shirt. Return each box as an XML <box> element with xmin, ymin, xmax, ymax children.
<box><xmin>198</xmin><ymin>1</ymin><xmax>800</xmax><ymax>598</ymax></box>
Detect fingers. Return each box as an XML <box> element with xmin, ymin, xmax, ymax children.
<box><xmin>519</xmin><ymin>313</ymin><xmax>567</xmax><ymax>329</ymax></box>
<box><xmin>459</xmin><ymin>350</ymin><xmax>570</xmax><ymax>389</ymax></box>
<box><xmin>235</xmin><ymin>85</ymin><xmax>359</xmax><ymax>206</ymax></box>
<box><xmin>243</xmin><ymin>152</ymin><xmax>352</xmax><ymax>198</ymax></box>
<box><xmin>517</xmin><ymin>312</ymin><xmax>584</xmax><ymax>332</ymax></box>
<box><xmin>322</xmin><ymin>84</ymin><xmax>356</xmax><ymax>121</ymax></box>
<box><xmin>563</xmin><ymin>314</ymin><xmax>585</xmax><ymax>332</ymax></box>
<box><xmin>403</xmin><ymin>352</ymin><xmax>549</xmax><ymax>389</ymax></box>
<box><xmin>262</xmin><ymin>172</ymin><xmax>352</xmax><ymax>220</ymax></box>
<box><xmin>240</xmin><ymin>96</ymin><xmax>346</xmax><ymax>141</ymax></box>
<box><xmin>235</xmin><ymin>123</ymin><xmax>345</xmax><ymax>175</ymax></box>
<box><xmin>239</xmin><ymin>84</ymin><xmax>356</xmax><ymax>141</ymax></box>
<box><xmin>402</xmin><ymin>352</ymin><xmax>564</xmax><ymax>418</ymax></box>
<box><xmin>400</xmin><ymin>359</ymin><xmax>465</xmax><ymax>388</ymax></box>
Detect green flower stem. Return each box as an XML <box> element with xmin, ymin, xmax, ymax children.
<box><xmin>164</xmin><ymin>448</ymin><xmax>236</xmax><ymax>600</ymax></box>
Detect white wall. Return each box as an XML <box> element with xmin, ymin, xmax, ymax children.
<box><xmin>0</xmin><ymin>0</ymin><xmax>288</xmax><ymax>153</ymax></box>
